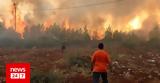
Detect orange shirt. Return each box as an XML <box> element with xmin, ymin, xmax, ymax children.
<box><xmin>91</xmin><ymin>50</ymin><xmax>110</xmax><ymax>72</ymax></box>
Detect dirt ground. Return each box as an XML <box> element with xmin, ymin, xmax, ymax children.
<box><xmin>0</xmin><ymin>48</ymin><xmax>160</xmax><ymax>83</ymax></box>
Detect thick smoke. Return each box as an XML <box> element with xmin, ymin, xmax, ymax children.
<box><xmin>0</xmin><ymin>0</ymin><xmax>160</xmax><ymax>38</ymax></box>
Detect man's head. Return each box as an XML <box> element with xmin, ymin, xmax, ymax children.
<box><xmin>98</xmin><ymin>43</ymin><xmax>104</xmax><ymax>49</ymax></box>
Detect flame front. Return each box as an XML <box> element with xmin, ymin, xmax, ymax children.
<box><xmin>0</xmin><ymin>0</ymin><xmax>160</xmax><ymax>39</ymax></box>
<box><xmin>128</xmin><ymin>11</ymin><xmax>148</xmax><ymax>30</ymax></box>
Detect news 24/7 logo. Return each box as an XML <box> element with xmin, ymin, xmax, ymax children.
<box><xmin>6</xmin><ymin>63</ymin><xmax>30</xmax><ymax>83</ymax></box>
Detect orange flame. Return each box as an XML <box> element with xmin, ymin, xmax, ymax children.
<box><xmin>1</xmin><ymin>0</ymin><xmax>160</xmax><ymax>39</ymax></box>
<box><xmin>2</xmin><ymin>2</ymin><xmax>27</xmax><ymax>37</ymax></box>
<box><xmin>16</xmin><ymin>14</ymin><xmax>26</xmax><ymax>35</ymax></box>
<box><xmin>128</xmin><ymin>11</ymin><xmax>148</xmax><ymax>30</ymax></box>
<box><xmin>43</xmin><ymin>19</ymin><xmax>53</xmax><ymax>30</ymax></box>
<box><xmin>62</xmin><ymin>18</ymin><xmax>70</xmax><ymax>30</ymax></box>
<box><xmin>0</xmin><ymin>17</ymin><xmax>3</xmax><ymax>23</ymax></box>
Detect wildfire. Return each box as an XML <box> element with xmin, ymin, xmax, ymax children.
<box><xmin>103</xmin><ymin>15</ymin><xmax>113</xmax><ymax>30</ymax></box>
<box><xmin>4</xmin><ymin>19</ymin><xmax>13</xmax><ymax>29</ymax></box>
<box><xmin>43</xmin><ymin>19</ymin><xmax>53</xmax><ymax>29</ymax></box>
<box><xmin>128</xmin><ymin>11</ymin><xmax>148</xmax><ymax>30</ymax></box>
<box><xmin>0</xmin><ymin>17</ymin><xmax>3</xmax><ymax>23</ymax></box>
<box><xmin>0</xmin><ymin>0</ymin><xmax>160</xmax><ymax>39</ymax></box>
<box><xmin>1</xmin><ymin>1</ymin><xmax>27</xmax><ymax>37</ymax></box>
<box><xmin>62</xmin><ymin>18</ymin><xmax>70</xmax><ymax>30</ymax></box>
<box><xmin>129</xmin><ymin>17</ymin><xmax>141</xmax><ymax>30</ymax></box>
<box><xmin>156</xmin><ymin>10</ymin><xmax>160</xmax><ymax>25</ymax></box>
<box><xmin>16</xmin><ymin>15</ymin><xmax>26</xmax><ymax>35</ymax></box>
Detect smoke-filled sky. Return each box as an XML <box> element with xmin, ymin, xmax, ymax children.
<box><xmin>0</xmin><ymin>0</ymin><xmax>160</xmax><ymax>39</ymax></box>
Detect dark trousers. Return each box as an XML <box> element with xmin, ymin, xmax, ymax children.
<box><xmin>93</xmin><ymin>72</ymin><xmax>108</xmax><ymax>83</ymax></box>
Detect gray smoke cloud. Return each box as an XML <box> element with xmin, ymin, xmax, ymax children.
<box><xmin>0</xmin><ymin>0</ymin><xmax>160</xmax><ymax>38</ymax></box>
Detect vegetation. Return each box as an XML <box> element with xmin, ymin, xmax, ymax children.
<box><xmin>31</xmin><ymin>70</ymin><xmax>64</xmax><ymax>83</ymax></box>
<box><xmin>0</xmin><ymin>22</ymin><xmax>160</xmax><ymax>49</ymax></box>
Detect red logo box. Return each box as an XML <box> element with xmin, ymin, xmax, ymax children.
<box><xmin>6</xmin><ymin>63</ymin><xmax>30</xmax><ymax>83</ymax></box>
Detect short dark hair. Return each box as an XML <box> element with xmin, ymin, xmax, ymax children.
<box><xmin>98</xmin><ymin>43</ymin><xmax>104</xmax><ymax>49</ymax></box>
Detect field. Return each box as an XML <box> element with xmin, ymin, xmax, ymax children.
<box><xmin>0</xmin><ymin>45</ymin><xmax>160</xmax><ymax>83</ymax></box>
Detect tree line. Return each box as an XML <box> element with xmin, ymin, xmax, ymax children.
<box><xmin>0</xmin><ymin>22</ymin><xmax>160</xmax><ymax>49</ymax></box>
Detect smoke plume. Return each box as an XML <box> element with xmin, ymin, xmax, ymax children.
<box><xmin>0</xmin><ymin>0</ymin><xmax>160</xmax><ymax>39</ymax></box>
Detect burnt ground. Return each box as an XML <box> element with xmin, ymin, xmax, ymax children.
<box><xmin>0</xmin><ymin>48</ymin><xmax>160</xmax><ymax>83</ymax></box>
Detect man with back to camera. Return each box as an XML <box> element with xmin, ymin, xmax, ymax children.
<box><xmin>91</xmin><ymin>43</ymin><xmax>111</xmax><ymax>83</ymax></box>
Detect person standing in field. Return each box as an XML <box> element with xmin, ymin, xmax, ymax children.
<box><xmin>91</xmin><ymin>43</ymin><xmax>111</xmax><ymax>83</ymax></box>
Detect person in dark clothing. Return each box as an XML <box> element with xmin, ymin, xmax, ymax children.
<box><xmin>61</xmin><ymin>44</ymin><xmax>66</xmax><ymax>55</ymax></box>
